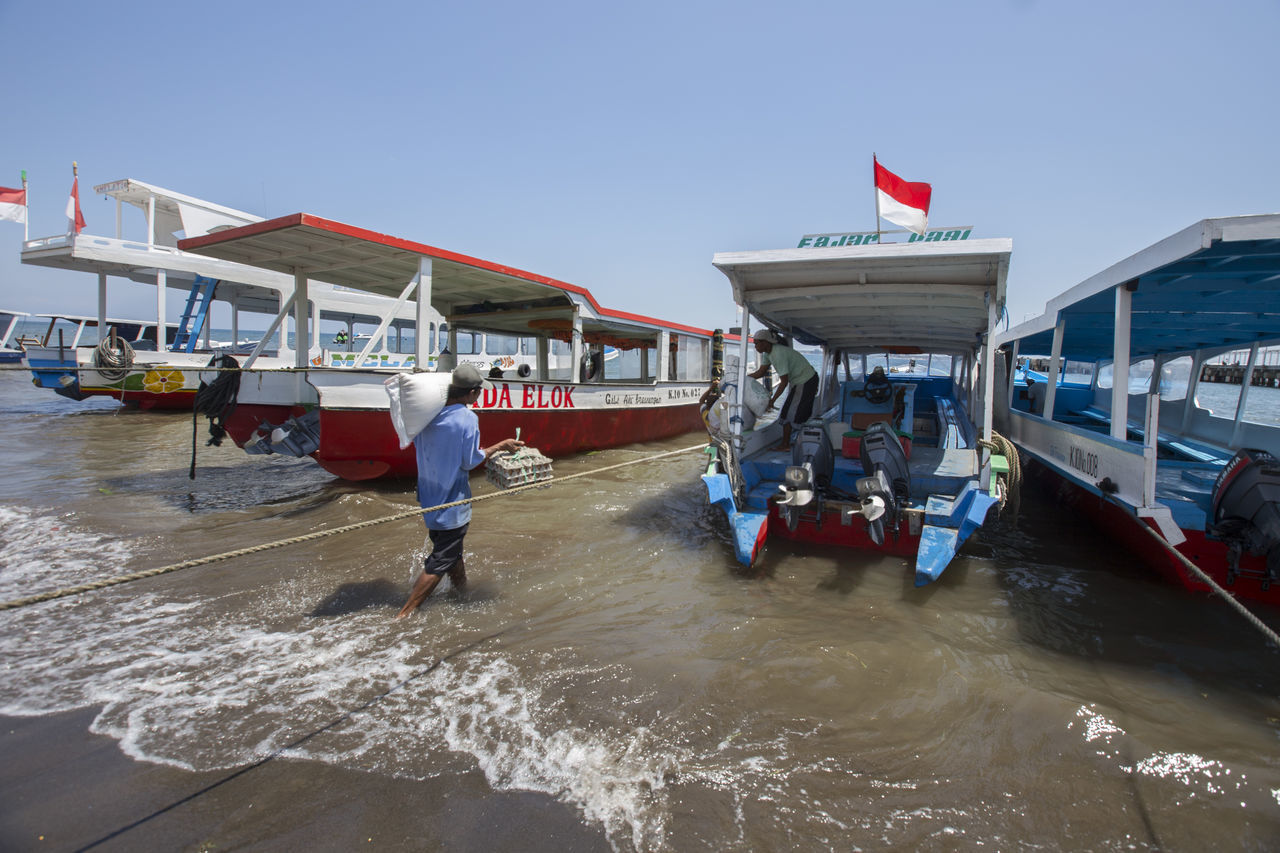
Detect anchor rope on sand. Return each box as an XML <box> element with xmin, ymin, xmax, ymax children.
<box><xmin>0</xmin><ymin>443</ymin><xmax>709</xmax><ymax>613</ymax></box>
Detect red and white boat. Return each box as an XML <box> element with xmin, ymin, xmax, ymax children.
<box><xmin>180</xmin><ymin>213</ymin><xmax>720</xmax><ymax>480</ymax></box>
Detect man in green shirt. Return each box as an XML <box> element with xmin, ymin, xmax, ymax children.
<box><xmin>748</xmin><ymin>329</ymin><xmax>818</xmax><ymax>451</ymax></box>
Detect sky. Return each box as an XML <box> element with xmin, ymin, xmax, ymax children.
<box><xmin>1</xmin><ymin>0</ymin><xmax>1278</xmax><ymax>334</ymax></box>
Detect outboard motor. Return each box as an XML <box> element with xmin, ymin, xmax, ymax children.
<box><xmin>776</xmin><ymin>423</ymin><xmax>834</xmax><ymax>531</ymax></box>
<box><xmin>851</xmin><ymin>421</ymin><xmax>911</xmax><ymax>545</ymax></box>
<box><xmin>1208</xmin><ymin>448</ymin><xmax>1280</xmax><ymax>588</ymax></box>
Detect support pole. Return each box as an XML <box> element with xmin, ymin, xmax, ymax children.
<box><xmin>1043</xmin><ymin>314</ymin><xmax>1065</xmax><ymax>421</ymax></box>
<box><xmin>97</xmin><ymin>272</ymin><xmax>107</xmax><ymax>333</ymax></box>
<box><xmin>293</xmin><ymin>271</ymin><xmax>309</xmax><ymax>369</ymax></box>
<box><xmin>1110</xmin><ymin>285</ymin><xmax>1133</xmax><ymax>441</ymax></box>
<box><xmin>156</xmin><ymin>269</ymin><xmax>167</xmax><ymax>349</ymax></box>
<box><xmin>414</xmin><ymin>257</ymin><xmax>432</xmax><ymax>371</ymax></box>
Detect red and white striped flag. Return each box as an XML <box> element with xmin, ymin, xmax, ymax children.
<box><xmin>0</xmin><ymin>185</ymin><xmax>25</xmax><ymax>224</ymax></box>
<box><xmin>66</xmin><ymin>176</ymin><xmax>85</xmax><ymax>234</ymax></box>
<box><xmin>874</xmin><ymin>157</ymin><xmax>932</xmax><ymax>236</ymax></box>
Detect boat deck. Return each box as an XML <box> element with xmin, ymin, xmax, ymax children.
<box><xmin>739</xmin><ymin>426</ymin><xmax>979</xmax><ymax>513</ymax></box>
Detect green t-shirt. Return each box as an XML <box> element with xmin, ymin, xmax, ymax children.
<box><xmin>761</xmin><ymin>344</ymin><xmax>816</xmax><ymax>385</ymax></box>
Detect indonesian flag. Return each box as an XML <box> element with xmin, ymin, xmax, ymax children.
<box><xmin>0</xmin><ymin>186</ymin><xmax>25</xmax><ymax>224</ymax></box>
<box><xmin>874</xmin><ymin>157</ymin><xmax>931</xmax><ymax>236</ymax></box>
<box><xmin>66</xmin><ymin>177</ymin><xmax>85</xmax><ymax>234</ymax></box>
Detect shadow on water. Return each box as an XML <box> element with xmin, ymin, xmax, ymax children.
<box><xmin>980</xmin><ymin>479</ymin><xmax>1280</xmax><ymax>696</ymax></box>
<box><xmin>309</xmin><ymin>579</ymin><xmax>405</xmax><ymax>616</ymax></box>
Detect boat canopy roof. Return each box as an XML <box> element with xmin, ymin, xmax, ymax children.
<box><xmin>997</xmin><ymin>214</ymin><xmax>1280</xmax><ymax>362</ymax></box>
<box><xmin>180</xmin><ymin>213</ymin><xmax>713</xmax><ymax>344</ymax></box>
<box><xmin>93</xmin><ymin>178</ymin><xmax>261</xmax><ymax>246</ymax></box>
<box><xmin>712</xmin><ymin>239</ymin><xmax>1011</xmax><ymax>353</ymax></box>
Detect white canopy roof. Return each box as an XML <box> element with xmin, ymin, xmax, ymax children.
<box><xmin>713</xmin><ymin>239</ymin><xmax>1011</xmax><ymax>354</ymax></box>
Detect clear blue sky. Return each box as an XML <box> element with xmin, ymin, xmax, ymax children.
<box><xmin>2</xmin><ymin>0</ymin><xmax>1277</xmax><ymax>331</ymax></box>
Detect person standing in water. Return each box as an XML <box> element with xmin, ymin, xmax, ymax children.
<box><xmin>396</xmin><ymin>363</ymin><xmax>523</xmax><ymax>618</ymax></box>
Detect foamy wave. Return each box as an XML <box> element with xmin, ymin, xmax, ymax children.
<box><xmin>0</xmin><ymin>504</ymin><xmax>135</xmax><ymax>600</ymax></box>
<box><xmin>0</xmin><ymin>580</ymin><xmax>683</xmax><ymax>852</ymax></box>
<box><xmin>427</xmin><ymin>653</ymin><xmax>680</xmax><ymax>852</ymax></box>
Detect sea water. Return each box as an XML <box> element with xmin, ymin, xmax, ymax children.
<box><xmin>0</xmin><ymin>367</ymin><xmax>1278</xmax><ymax>851</ymax></box>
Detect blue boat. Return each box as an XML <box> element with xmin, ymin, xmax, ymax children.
<box><xmin>994</xmin><ymin>214</ymin><xmax>1280</xmax><ymax>607</ymax></box>
<box><xmin>702</xmin><ymin>237</ymin><xmax>1016</xmax><ymax>586</ymax></box>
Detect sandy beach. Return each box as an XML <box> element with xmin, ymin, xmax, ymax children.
<box><xmin>0</xmin><ymin>710</ymin><xmax>611</xmax><ymax>852</ymax></box>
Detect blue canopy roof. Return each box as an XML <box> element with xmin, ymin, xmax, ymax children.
<box><xmin>996</xmin><ymin>215</ymin><xmax>1280</xmax><ymax>361</ymax></box>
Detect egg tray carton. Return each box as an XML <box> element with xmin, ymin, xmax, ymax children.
<box><xmin>485</xmin><ymin>447</ymin><xmax>554</xmax><ymax>488</ymax></box>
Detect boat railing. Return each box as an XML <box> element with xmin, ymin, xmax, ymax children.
<box><xmin>25</xmin><ymin>233</ymin><xmax>186</xmax><ymax>256</ymax></box>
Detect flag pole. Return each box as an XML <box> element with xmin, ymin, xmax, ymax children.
<box><xmin>872</xmin><ymin>153</ymin><xmax>882</xmax><ymax>245</ymax></box>
<box><xmin>21</xmin><ymin>170</ymin><xmax>27</xmax><ymax>242</ymax></box>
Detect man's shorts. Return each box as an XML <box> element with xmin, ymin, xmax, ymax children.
<box><xmin>422</xmin><ymin>524</ymin><xmax>468</xmax><ymax>575</ymax></box>
<box><xmin>779</xmin><ymin>373</ymin><xmax>819</xmax><ymax>425</ymax></box>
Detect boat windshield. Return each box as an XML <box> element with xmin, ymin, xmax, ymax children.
<box><xmin>862</xmin><ymin>352</ymin><xmax>953</xmax><ymax>378</ymax></box>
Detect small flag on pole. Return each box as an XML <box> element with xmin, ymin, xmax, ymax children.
<box><xmin>66</xmin><ymin>163</ymin><xmax>85</xmax><ymax>235</ymax></box>
<box><xmin>0</xmin><ymin>185</ymin><xmax>26</xmax><ymax>225</ymax></box>
<box><xmin>874</xmin><ymin>156</ymin><xmax>931</xmax><ymax>236</ymax></box>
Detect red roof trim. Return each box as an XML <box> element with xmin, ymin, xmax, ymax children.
<box><xmin>180</xmin><ymin>213</ymin><xmax>715</xmax><ymax>338</ymax></box>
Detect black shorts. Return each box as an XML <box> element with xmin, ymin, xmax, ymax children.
<box><xmin>780</xmin><ymin>374</ymin><xmax>819</xmax><ymax>425</ymax></box>
<box><xmin>422</xmin><ymin>524</ymin><xmax>468</xmax><ymax>576</ymax></box>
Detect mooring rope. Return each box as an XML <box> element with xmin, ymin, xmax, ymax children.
<box><xmin>0</xmin><ymin>443</ymin><xmax>709</xmax><ymax>613</ymax></box>
<box><xmin>1124</xmin><ymin>513</ymin><xmax>1280</xmax><ymax>650</ymax></box>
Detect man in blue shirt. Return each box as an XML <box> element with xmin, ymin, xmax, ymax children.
<box><xmin>396</xmin><ymin>363</ymin><xmax>523</xmax><ymax>618</ymax></box>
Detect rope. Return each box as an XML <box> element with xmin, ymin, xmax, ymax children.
<box><xmin>1126</xmin><ymin>511</ymin><xmax>1280</xmax><ymax>650</ymax></box>
<box><xmin>980</xmin><ymin>431</ymin><xmax>1022</xmax><ymax>521</ymax></box>
<box><xmin>92</xmin><ymin>336</ymin><xmax>134</xmax><ymax>382</ymax></box>
<box><xmin>0</xmin><ymin>443</ymin><xmax>709</xmax><ymax>613</ymax></box>
<box><xmin>190</xmin><ymin>354</ymin><xmax>242</xmax><ymax>479</ymax></box>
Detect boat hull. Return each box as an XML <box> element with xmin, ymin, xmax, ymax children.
<box><xmin>1024</xmin><ymin>456</ymin><xmax>1280</xmax><ymax>607</ymax></box>
<box><xmin>215</xmin><ymin>376</ymin><xmax>709</xmax><ymax>480</ymax></box>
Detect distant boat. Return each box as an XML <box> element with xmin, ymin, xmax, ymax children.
<box><xmin>0</xmin><ymin>308</ymin><xmax>29</xmax><ymax>363</ymax></box>
<box><xmin>995</xmin><ymin>214</ymin><xmax>1280</xmax><ymax>606</ymax></box>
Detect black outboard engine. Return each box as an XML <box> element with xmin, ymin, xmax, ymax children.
<box><xmin>776</xmin><ymin>423</ymin><xmax>834</xmax><ymax>531</ymax></box>
<box><xmin>1208</xmin><ymin>448</ymin><xmax>1280</xmax><ymax>588</ymax></box>
<box><xmin>852</xmin><ymin>422</ymin><xmax>911</xmax><ymax>545</ymax></box>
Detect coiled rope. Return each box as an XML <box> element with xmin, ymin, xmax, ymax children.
<box><xmin>93</xmin><ymin>336</ymin><xmax>134</xmax><ymax>382</ymax></box>
<box><xmin>0</xmin><ymin>443</ymin><xmax>709</xmax><ymax>613</ymax></box>
<box><xmin>190</xmin><ymin>354</ymin><xmax>242</xmax><ymax>479</ymax></box>
<box><xmin>1124</xmin><ymin>508</ymin><xmax>1280</xmax><ymax>650</ymax></box>
<box><xmin>980</xmin><ymin>431</ymin><xmax>1022</xmax><ymax>521</ymax></box>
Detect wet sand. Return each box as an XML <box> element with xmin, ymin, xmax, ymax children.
<box><xmin>0</xmin><ymin>710</ymin><xmax>611</xmax><ymax>852</ymax></box>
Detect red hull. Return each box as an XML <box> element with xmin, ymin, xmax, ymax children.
<box><xmin>221</xmin><ymin>402</ymin><xmax>707</xmax><ymax>480</ymax></box>
<box><xmin>766</xmin><ymin>506</ymin><xmax>922</xmax><ymax>557</ymax></box>
<box><xmin>1026</xmin><ymin>459</ymin><xmax>1280</xmax><ymax>608</ymax></box>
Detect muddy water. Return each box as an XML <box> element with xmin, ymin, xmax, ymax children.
<box><xmin>1</xmin><ymin>369</ymin><xmax>1277</xmax><ymax>851</ymax></box>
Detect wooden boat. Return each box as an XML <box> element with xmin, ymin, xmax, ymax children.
<box><xmin>179</xmin><ymin>213</ymin><xmax>716</xmax><ymax>480</ymax></box>
<box><xmin>701</xmin><ymin>237</ymin><xmax>1016</xmax><ymax>585</ymax></box>
<box><xmin>994</xmin><ymin>214</ymin><xmax>1280</xmax><ymax>606</ymax></box>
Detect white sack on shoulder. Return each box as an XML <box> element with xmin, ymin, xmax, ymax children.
<box><xmin>385</xmin><ymin>372</ymin><xmax>452</xmax><ymax>449</ymax></box>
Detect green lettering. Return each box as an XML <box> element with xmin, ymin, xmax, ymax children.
<box><xmin>944</xmin><ymin>230</ymin><xmax>961</xmax><ymax>241</ymax></box>
<box><xmin>814</xmin><ymin>236</ymin><xmax>829</xmax><ymax>247</ymax></box>
<box><xmin>798</xmin><ymin>237</ymin><xmax>813</xmax><ymax>248</ymax></box>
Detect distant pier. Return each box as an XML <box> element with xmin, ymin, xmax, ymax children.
<box><xmin>1201</xmin><ymin>364</ymin><xmax>1280</xmax><ymax>387</ymax></box>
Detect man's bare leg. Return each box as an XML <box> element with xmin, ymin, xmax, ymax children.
<box><xmin>447</xmin><ymin>558</ymin><xmax>467</xmax><ymax>593</ymax></box>
<box><xmin>396</xmin><ymin>571</ymin><xmax>443</xmax><ymax>619</ymax></box>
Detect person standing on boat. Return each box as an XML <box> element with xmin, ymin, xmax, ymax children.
<box><xmin>748</xmin><ymin>330</ymin><xmax>818</xmax><ymax>451</ymax></box>
<box><xmin>396</xmin><ymin>363</ymin><xmax>523</xmax><ymax>619</ymax></box>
